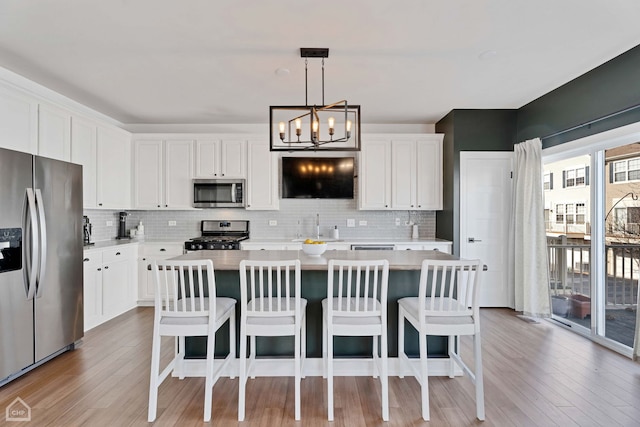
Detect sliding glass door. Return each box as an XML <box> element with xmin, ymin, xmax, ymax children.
<box><xmin>544</xmin><ymin>136</ymin><xmax>639</xmax><ymax>356</ymax></box>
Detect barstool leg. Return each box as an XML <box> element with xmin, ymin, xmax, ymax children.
<box><xmin>238</xmin><ymin>320</ymin><xmax>247</xmax><ymax>421</ymax></box>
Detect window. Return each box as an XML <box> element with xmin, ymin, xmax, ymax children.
<box><xmin>563</xmin><ymin>167</ymin><xmax>587</xmax><ymax>187</ymax></box>
<box><xmin>555</xmin><ymin>204</ymin><xmax>564</xmax><ymax>223</ymax></box>
<box><xmin>565</xmin><ymin>204</ymin><xmax>575</xmax><ymax>224</ymax></box>
<box><xmin>576</xmin><ymin>203</ymin><xmax>586</xmax><ymax>224</ymax></box>
<box><xmin>612</xmin><ymin>157</ymin><xmax>640</xmax><ymax>182</ymax></box>
<box><xmin>543</xmin><ymin>173</ymin><xmax>552</xmax><ymax>190</ymax></box>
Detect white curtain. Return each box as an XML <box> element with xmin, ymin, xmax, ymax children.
<box><xmin>508</xmin><ymin>138</ymin><xmax>551</xmax><ymax>318</ymax></box>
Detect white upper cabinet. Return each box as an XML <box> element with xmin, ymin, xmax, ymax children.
<box><xmin>72</xmin><ymin>118</ymin><xmax>131</xmax><ymax>209</ymax></box>
<box><xmin>246</xmin><ymin>139</ymin><xmax>279</xmax><ymax>210</ymax></box>
<box><xmin>391</xmin><ymin>139</ymin><xmax>417</xmax><ymax>209</ymax></box>
<box><xmin>38</xmin><ymin>102</ymin><xmax>71</xmax><ymax>161</ymax></box>
<box><xmin>195</xmin><ymin>138</ymin><xmax>246</xmax><ymax>178</ymax></box>
<box><xmin>97</xmin><ymin>126</ymin><xmax>131</xmax><ymax>209</ymax></box>
<box><xmin>359</xmin><ymin>139</ymin><xmax>392</xmax><ymax>209</ymax></box>
<box><xmin>415</xmin><ymin>136</ymin><xmax>443</xmax><ymax>210</ymax></box>
<box><xmin>71</xmin><ymin>116</ymin><xmax>98</xmax><ymax>208</ymax></box>
<box><xmin>133</xmin><ymin>139</ymin><xmax>194</xmax><ymax>209</ymax></box>
<box><xmin>0</xmin><ymin>86</ymin><xmax>38</xmax><ymax>154</ymax></box>
<box><xmin>360</xmin><ymin>134</ymin><xmax>443</xmax><ymax>210</ymax></box>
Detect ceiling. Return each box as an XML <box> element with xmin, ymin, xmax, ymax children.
<box><xmin>1</xmin><ymin>1</ymin><xmax>640</xmax><ymax>127</ymax></box>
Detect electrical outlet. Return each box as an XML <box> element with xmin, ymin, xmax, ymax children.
<box><xmin>106</xmin><ymin>220</ymin><xmax>113</xmax><ymax>226</ymax></box>
<box><xmin>168</xmin><ymin>220</ymin><xmax>176</xmax><ymax>226</ymax></box>
<box><xmin>347</xmin><ymin>219</ymin><xmax>355</xmax><ymax>227</ymax></box>
<box><xmin>404</xmin><ymin>221</ymin><xmax>414</xmax><ymax>226</ymax></box>
<box><xmin>395</xmin><ymin>218</ymin><xmax>401</xmax><ymax>226</ymax></box>
<box><xmin>269</xmin><ymin>220</ymin><xmax>277</xmax><ymax>226</ymax></box>
<box><xmin>359</xmin><ymin>220</ymin><xmax>368</xmax><ymax>226</ymax></box>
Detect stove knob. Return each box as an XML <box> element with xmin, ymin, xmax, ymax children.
<box><xmin>197</xmin><ymin>244</ymin><xmax>203</xmax><ymax>250</ymax></box>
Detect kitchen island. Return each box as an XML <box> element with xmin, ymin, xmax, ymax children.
<box><xmin>168</xmin><ymin>249</ymin><xmax>462</xmax><ymax>377</ymax></box>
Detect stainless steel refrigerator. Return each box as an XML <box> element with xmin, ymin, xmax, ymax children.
<box><xmin>0</xmin><ymin>147</ymin><xmax>83</xmax><ymax>386</ymax></box>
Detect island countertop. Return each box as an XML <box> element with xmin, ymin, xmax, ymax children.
<box><xmin>171</xmin><ymin>249</ymin><xmax>458</xmax><ymax>270</ymax></box>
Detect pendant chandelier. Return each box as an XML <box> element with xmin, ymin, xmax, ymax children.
<box><xmin>269</xmin><ymin>48</ymin><xmax>360</xmax><ymax>151</ymax></box>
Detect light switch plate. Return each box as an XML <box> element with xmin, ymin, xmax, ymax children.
<box><xmin>106</xmin><ymin>221</ymin><xmax>113</xmax><ymax>226</ymax></box>
<box><xmin>347</xmin><ymin>219</ymin><xmax>355</xmax><ymax>227</ymax></box>
<box><xmin>269</xmin><ymin>220</ymin><xmax>277</xmax><ymax>226</ymax></box>
<box><xmin>359</xmin><ymin>220</ymin><xmax>368</xmax><ymax>226</ymax></box>
<box><xmin>168</xmin><ymin>221</ymin><xmax>177</xmax><ymax>226</ymax></box>
<box><xmin>395</xmin><ymin>218</ymin><xmax>401</xmax><ymax>226</ymax></box>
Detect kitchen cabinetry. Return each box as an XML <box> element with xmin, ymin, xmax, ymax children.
<box><xmin>38</xmin><ymin>102</ymin><xmax>71</xmax><ymax>161</ymax></box>
<box><xmin>394</xmin><ymin>242</ymin><xmax>452</xmax><ymax>253</ymax></box>
<box><xmin>72</xmin><ymin>122</ymin><xmax>131</xmax><ymax>209</ymax></box>
<box><xmin>195</xmin><ymin>138</ymin><xmax>245</xmax><ymax>178</ymax></box>
<box><xmin>83</xmin><ymin>245</ymin><xmax>137</xmax><ymax>331</ymax></box>
<box><xmin>246</xmin><ymin>139</ymin><xmax>279</xmax><ymax>210</ymax></box>
<box><xmin>359</xmin><ymin>134</ymin><xmax>443</xmax><ymax>210</ymax></box>
<box><xmin>240</xmin><ymin>242</ymin><xmax>302</xmax><ymax>251</ymax></box>
<box><xmin>96</xmin><ymin>126</ymin><xmax>132</xmax><ymax>208</ymax></box>
<box><xmin>71</xmin><ymin>116</ymin><xmax>98</xmax><ymax>207</ymax></box>
<box><xmin>137</xmin><ymin>243</ymin><xmax>185</xmax><ymax>304</ymax></box>
<box><xmin>133</xmin><ymin>139</ymin><xmax>193</xmax><ymax>209</ymax></box>
<box><xmin>0</xmin><ymin>85</ymin><xmax>38</xmax><ymax>154</ymax></box>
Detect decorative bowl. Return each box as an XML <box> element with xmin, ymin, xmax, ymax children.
<box><xmin>301</xmin><ymin>242</ymin><xmax>327</xmax><ymax>256</ymax></box>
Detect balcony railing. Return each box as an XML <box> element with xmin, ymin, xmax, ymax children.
<box><xmin>547</xmin><ymin>238</ymin><xmax>639</xmax><ymax>307</ymax></box>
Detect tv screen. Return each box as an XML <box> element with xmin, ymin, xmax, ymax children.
<box><xmin>282</xmin><ymin>157</ymin><xmax>355</xmax><ymax>199</ymax></box>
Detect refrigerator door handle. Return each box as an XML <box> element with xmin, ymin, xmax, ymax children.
<box><xmin>24</xmin><ymin>188</ymin><xmax>40</xmax><ymax>300</ymax></box>
<box><xmin>35</xmin><ymin>188</ymin><xmax>47</xmax><ymax>298</ymax></box>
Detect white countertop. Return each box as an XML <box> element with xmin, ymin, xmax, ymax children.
<box><xmin>172</xmin><ymin>249</ymin><xmax>457</xmax><ymax>271</ymax></box>
<box><xmin>83</xmin><ymin>238</ymin><xmax>184</xmax><ymax>251</ymax></box>
<box><xmin>243</xmin><ymin>238</ymin><xmax>452</xmax><ymax>245</ymax></box>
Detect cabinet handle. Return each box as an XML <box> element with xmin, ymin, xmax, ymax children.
<box><xmin>385</xmin><ymin>205</ymin><xmax>388</xmax><ymax>208</ymax></box>
<box><xmin>97</xmin><ymin>268</ymin><xmax>102</xmax><ymax>271</ymax></box>
<box><xmin>165</xmin><ymin>204</ymin><xmax>168</xmax><ymax>207</ymax></box>
<box><xmin>157</xmin><ymin>205</ymin><xmax>161</xmax><ymax>208</ymax></box>
<box><xmin>221</xmin><ymin>173</ymin><xmax>225</xmax><ymax>176</ymax></box>
<box><xmin>104</xmin><ymin>266</ymin><xmax>109</xmax><ymax>269</ymax></box>
<box><xmin>160</xmin><ymin>248</ymin><xmax>166</xmax><ymax>252</ymax></box>
<box><xmin>116</xmin><ymin>252</ymin><xmax>121</xmax><ymax>256</ymax></box>
<box><xmin>83</xmin><ymin>258</ymin><xmax>89</xmax><ymax>262</ymax></box>
<box><xmin>411</xmin><ymin>205</ymin><xmax>414</xmax><ymax>207</ymax></box>
<box><xmin>99</xmin><ymin>203</ymin><xmax>103</xmax><ymax>206</ymax></box>
<box><xmin>142</xmin><ymin>257</ymin><xmax>146</xmax><ymax>261</ymax></box>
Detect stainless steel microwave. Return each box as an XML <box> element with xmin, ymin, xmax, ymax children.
<box><xmin>193</xmin><ymin>179</ymin><xmax>245</xmax><ymax>208</ymax></box>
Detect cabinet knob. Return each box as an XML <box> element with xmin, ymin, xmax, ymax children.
<box><xmin>157</xmin><ymin>205</ymin><xmax>161</xmax><ymax>208</ymax></box>
<box><xmin>165</xmin><ymin>204</ymin><xmax>168</xmax><ymax>207</ymax></box>
<box><xmin>104</xmin><ymin>266</ymin><xmax>109</xmax><ymax>269</ymax></box>
<box><xmin>116</xmin><ymin>252</ymin><xmax>121</xmax><ymax>256</ymax></box>
<box><xmin>385</xmin><ymin>205</ymin><xmax>388</xmax><ymax>208</ymax></box>
<box><xmin>83</xmin><ymin>258</ymin><xmax>89</xmax><ymax>262</ymax></box>
<box><xmin>99</xmin><ymin>203</ymin><xmax>103</xmax><ymax>206</ymax></box>
<box><xmin>142</xmin><ymin>257</ymin><xmax>146</xmax><ymax>261</ymax></box>
<box><xmin>97</xmin><ymin>267</ymin><xmax>102</xmax><ymax>271</ymax></box>
<box><xmin>160</xmin><ymin>248</ymin><xmax>166</xmax><ymax>252</ymax></box>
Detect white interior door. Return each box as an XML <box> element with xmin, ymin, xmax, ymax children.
<box><xmin>460</xmin><ymin>151</ymin><xmax>513</xmax><ymax>307</ymax></box>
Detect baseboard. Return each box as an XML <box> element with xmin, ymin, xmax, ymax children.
<box><xmin>173</xmin><ymin>357</ymin><xmax>462</xmax><ymax>378</ymax></box>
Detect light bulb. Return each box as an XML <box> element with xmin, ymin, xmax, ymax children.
<box><xmin>279</xmin><ymin>122</ymin><xmax>285</xmax><ymax>133</ymax></box>
<box><xmin>312</xmin><ymin>120</ymin><xmax>319</xmax><ymax>132</ymax></box>
<box><xmin>295</xmin><ymin>118</ymin><xmax>302</xmax><ymax>130</ymax></box>
<box><xmin>346</xmin><ymin>120</ymin><xmax>352</xmax><ymax>132</ymax></box>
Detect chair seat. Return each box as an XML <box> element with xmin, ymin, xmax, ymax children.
<box><xmin>246</xmin><ymin>299</ymin><xmax>308</xmax><ymax>325</ymax></box>
<box><xmin>398</xmin><ymin>297</ymin><xmax>473</xmax><ymax>318</ymax></box>
<box><xmin>160</xmin><ymin>297</ymin><xmax>236</xmax><ymax>326</ymax></box>
<box><xmin>322</xmin><ymin>298</ymin><xmax>382</xmax><ymax>325</ymax></box>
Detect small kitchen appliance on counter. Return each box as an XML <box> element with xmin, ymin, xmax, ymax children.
<box><xmin>116</xmin><ymin>211</ymin><xmax>131</xmax><ymax>240</ymax></box>
<box><xmin>83</xmin><ymin>215</ymin><xmax>94</xmax><ymax>246</ymax></box>
<box><xmin>185</xmin><ymin>220</ymin><xmax>249</xmax><ymax>251</ymax></box>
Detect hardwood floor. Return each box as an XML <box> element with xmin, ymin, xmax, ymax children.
<box><xmin>1</xmin><ymin>307</ymin><xmax>639</xmax><ymax>426</ymax></box>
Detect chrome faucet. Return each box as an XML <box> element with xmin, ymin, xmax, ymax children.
<box><xmin>316</xmin><ymin>213</ymin><xmax>320</xmax><ymax>240</ymax></box>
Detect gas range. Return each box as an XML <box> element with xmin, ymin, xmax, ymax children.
<box><xmin>185</xmin><ymin>220</ymin><xmax>249</xmax><ymax>251</ymax></box>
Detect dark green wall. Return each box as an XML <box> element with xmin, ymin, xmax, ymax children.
<box><xmin>435</xmin><ymin>44</ymin><xmax>640</xmax><ymax>254</ymax></box>
<box><xmin>435</xmin><ymin>110</ymin><xmax>517</xmax><ymax>255</ymax></box>
<box><xmin>517</xmin><ymin>44</ymin><xmax>640</xmax><ymax>148</ymax></box>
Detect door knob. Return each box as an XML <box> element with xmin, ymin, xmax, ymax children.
<box><xmin>468</xmin><ymin>237</ymin><xmax>483</xmax><ymax>243</ymax></box>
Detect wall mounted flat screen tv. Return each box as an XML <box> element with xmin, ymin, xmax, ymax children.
<box><xmin>282</xmin><ymin>157</ymin><xmax>355</xmax><ymax>199</ymax></box>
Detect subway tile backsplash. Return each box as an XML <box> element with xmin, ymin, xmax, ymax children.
<box><xmin>85</xmin><ymin>200</ymin><xmax>435</xmax><ymax>242</ymax></box>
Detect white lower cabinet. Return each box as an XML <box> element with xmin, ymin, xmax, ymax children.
<box><xmin>137</xmin><ymin>243</ymin><xmax>185</xmax><ymax>304</ymax></box>
<box><xmin>83</xmin><ymin>245</ymin><xmax>137</xmax><ymax>331</ymax></box>
<box><xmin>394</xmin><ymin>243</ymin><xmax>452</xmax><ymax>253</ymax></box>
<box><xmin>240</xmin><ymin>242</ymin><xmax>302</xmax><ymax>250</ymax></box>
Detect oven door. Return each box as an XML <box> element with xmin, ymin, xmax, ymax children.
<box><xmin>193</xmin><ymin>179</ymin><xmax>245</xmax><ymax>208</ymax></box>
